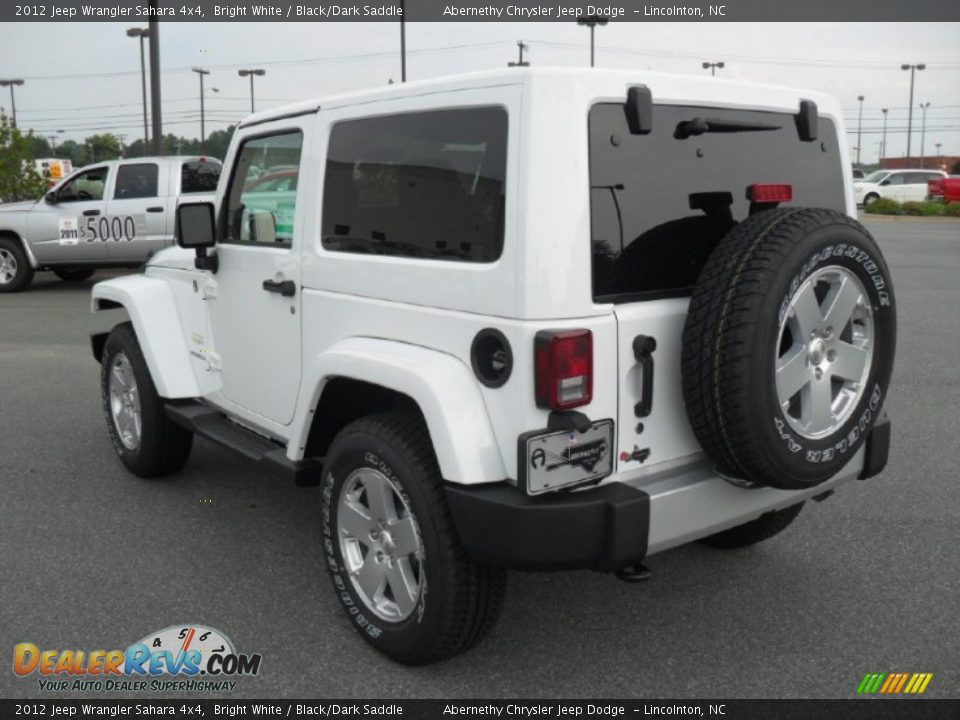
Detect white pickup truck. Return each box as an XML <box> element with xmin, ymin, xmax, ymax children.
<box><xmin>0</xmin><ymin>155</ymin><xmax>221</xmax><ymax>291</ymax></box>
<box><xmin>90</xmin><ymin>68</ymin><xmax>895</xmax><ymax>665</ymax></box>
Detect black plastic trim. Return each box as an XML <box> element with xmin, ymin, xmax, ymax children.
<box><xmin>90</xmin><ymin>332</ymin><xmax>108</xmax><ymax>363</ymax></box>
<box><xmin>445</xmin><ymin>481</ymin><xmax>650</xmax><ymax>571</ymax></box>
<box><xmin>795</xmin><ymin>99</ymin><xmax>818</xmax><ymax>142</ymax></box>
<box><xmin>625</xmin><ymin>85</ymin><xmax>652</xmax><ymax>135</ymax></box>
<box><xmin>470</xmin><ymin>328</ymin><xmax>513</xmax><ymax>389</ymax></box>
<box><xmin>858</xmin><ymin>417</ymin><xmax>891</xmax><ymax>480</ymax></box>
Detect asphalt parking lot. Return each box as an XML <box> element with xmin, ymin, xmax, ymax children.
<box><xmin>2</xmin><ymin>218</ymin><xmax>958</xmax><ymax>700</ymax></box>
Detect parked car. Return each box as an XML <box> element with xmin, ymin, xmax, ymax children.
<box><xmin>90</xmin><ymin>68</ymin><xmax>895</xmax><ymax>664</ymax></box>
<box><xmin>0</xmin><ymin>156</ymin><xmax>221</xmax><ymax>292</ymax></box>
<box><xmin>853</xmin><ymin>168</ymin><xmax>947</xmax><ymax>207</ymax></box>
<box><xmin>34</xmin><ymin>158</ymin><xmax>74</xmax><ymax>188</ymax></box>
<box><xmin>927</xmin><ymin>176</ymin><xmax>960</xmax><ymax>203</ymax></box>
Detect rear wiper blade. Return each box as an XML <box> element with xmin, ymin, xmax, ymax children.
<box><xmin>674</xmin><ymin>117</ymin><xmax>782</xmax><ymax>139</ymax></box>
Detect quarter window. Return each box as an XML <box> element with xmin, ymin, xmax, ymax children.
<box><xmin>222</xmin><ymin>131</ymin><xmax>303</xmax><ymax>247</ymax></box>
<box><xmin>321</xmin><ymin>107</ymin><xmax>508</xmax><ymax>263</ymax></box>
<box><xmin>114</xmin><ymin>163</ymin><xmax>159</xmax><ymax>199</ymax></box>
<box><xmin>181</xmin><ymin>160</ymin><xmax>221</xmax><ymax>194</ymax></box>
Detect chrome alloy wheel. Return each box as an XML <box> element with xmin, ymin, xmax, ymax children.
<box><xmin>337</xmin><ymin>468</ymin><xmax>424</xmax><ymax>622</ymax></box>
<box><xmin>0</xmin><ymin>248</ymin><xmax>17</xmax><ymax>285</ymax></box>
<box><xmin>775</xmin><ymin>265</ymin><xmax>875</xmax><ymax>440</ymax></box>
<box><xmin>108</xmin><ymin>352</ymin><xmax>142</xmax><ymax>451</ymax></box>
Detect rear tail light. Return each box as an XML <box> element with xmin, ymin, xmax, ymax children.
<box><xmin>747</xmin><ymin>183</ymin><xmax>793</xmax><ymax>203</ymax></box>
<box><xmin>534</xmin><ymin>330</ymin><xmax>593</xmax><ymax>410</ymax></box>
<box><xmin>928</xmin><ymin>179</ymin><xmax>944</xmax><ymax>197</ymax></box>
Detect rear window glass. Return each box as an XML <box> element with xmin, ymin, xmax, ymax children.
<box><xmin>182</xmin><ymin>160</ymin><xmax>221</xmax><ymax>194</ymax></box>
<box><xmin>589</xmin><ymin>104</ymin><xmax>844</xmax><ymax>301</ymax></box>
<box><xmin>321</xmin><ymin>107</ymin><xmax>507</xmax><ymax>263</ymax></box>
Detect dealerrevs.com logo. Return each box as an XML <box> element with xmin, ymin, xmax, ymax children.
<box><xmin>14</xmin><ymin>625</ymin><xmax>261</xmax><ymax>693</ymax></box>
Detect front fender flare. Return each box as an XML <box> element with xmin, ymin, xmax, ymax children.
<box><xmin>91</xmin><ymin>274</ymin><xmax>201</xmax><ymax>398</ymax></box>
<box><xmin>293</xmin><ymin>337</ymin><xmax>507</xmax><ymax>486</ymax></box>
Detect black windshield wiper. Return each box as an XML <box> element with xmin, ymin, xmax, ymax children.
<box><xmin>674</xmin><ymin>117</ymin><xmax>782</xmax><ymax>139</ymax></box>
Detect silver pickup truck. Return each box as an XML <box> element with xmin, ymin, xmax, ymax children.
<box><xmin>0</xmin><ymin>156</ymin><xmax>221</xmax><ymax>292</ymax></box>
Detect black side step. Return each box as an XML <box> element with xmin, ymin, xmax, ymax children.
<box><xmin>165</xmin><ymin>402</ymin><xmax>323</xmax><ymax>486</ymax></box>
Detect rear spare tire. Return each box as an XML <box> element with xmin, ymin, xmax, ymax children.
<box><xmin>682</xmin><ymin>208</ymin><xmax>895</xmax><ymax>490</ymax></box>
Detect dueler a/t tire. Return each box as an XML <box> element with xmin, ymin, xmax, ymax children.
<box><xmin>321</xmin><ymin>412</ymin><xmax>506</xmax><ymax>665</ymax></box>
<box><xmin>681</xmin><ymin>208</ymin><xmax>896</xmax><ymax>490</ymax></box>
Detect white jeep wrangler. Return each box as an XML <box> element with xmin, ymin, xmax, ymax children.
<box><xmin>91</xmin><ymin>68</ymin><xmax>895</xmax><ymax>665</ymax></box>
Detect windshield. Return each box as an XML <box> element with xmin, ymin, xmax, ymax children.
<box><xmin>862</xmin><ymin>171</ymin><xmax>888</xmax><ymax>184</ymax></box>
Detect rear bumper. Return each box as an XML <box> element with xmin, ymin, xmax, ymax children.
<box><xmin>445</xmin><ymin>419</ymin><xmax>890</xmax><ymax>572</ymax></box>
<box><xmin>445</xmin><ymin>481</ymin><xmax>649</xmax><ymax>572</ymax></box>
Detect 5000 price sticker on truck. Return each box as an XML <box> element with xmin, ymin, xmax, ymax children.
<box><xmin>59</xmin><ymin>215</ymin><xmax>146</xmax><ymax>245</ymax></box>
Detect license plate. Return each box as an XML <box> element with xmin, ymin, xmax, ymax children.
<box><xmin>520</xmin><ymin>419</ymin><xmax>614</xmax><ymax>495</ymax></box>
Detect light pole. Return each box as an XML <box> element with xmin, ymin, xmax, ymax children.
<box><xmin>126</xmin><ymin>27</ymin><xmax>149</xmax><ymax>154</ymax></box>
<box><xmin>880</xmin><ymin>108</ymin><xmax>888</xmax><ymax>166</ymax></box>
<box><xmin>577</xmin><ymin>16</ymin><xmax>608</xmax><ymax>68</ymax></box>
<box><xmin>508</xmin><ymin>41</ymin><xmax>530</xmax><ymax>67</ymax></box>
<box><xmin>856</xmin><ymin>95</ymin><xmax>865</xmax><ymax>166</ymax></box>
<box><xmin>702</xmin><ymin>61</ymin><xmax>725</xmax><ymax>76</ymax></box>
<box><xmin>935</xmin><ymin>142</ymin><xmax>942</xmax><ymax>164</ymax></box>
<box><xmin>901</xmin><ymin>63</ymin><xmax>925</xmax><ymax>160</ymax></box>
<box><xmin>918</xmin><ymin>102</ymin><xmax>930</xmax><ymax>168</ymax></box>
<box><xmin>0</xmin><ymin>79</ymin><xmax>24</xmax><ymax>127</ymax></box>
<box><xmin>191</xmin><ymin>67</ymin><xmax>210</xmax><ymax>153</ymax></box>
<box><xmin>238</xmin><ymin>69</ymin><xmax>265</xmax><ymax>113</ymax></box>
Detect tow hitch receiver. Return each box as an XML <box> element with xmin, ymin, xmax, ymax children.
<box><xmin>615</xmin><ymin>563</ymin><xmax>653</xmax><ymax>583</ymax></box>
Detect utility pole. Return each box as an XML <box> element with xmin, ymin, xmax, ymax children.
<box><xmin>0</xmin><ymin>79</ymin><xmax>24</xmax><ymax>127</ymax></box>
<box><xmin>918</xmin><ymin>102</ymin><xmax>930</xmax><ymax>168</ymax></box>
<box><xmin>935</xmin><ymin>142</ymin><xmax>942</xmax><ymax>161</ymax></box>
<box><xmin>127</xmin><ymin>27</ymin><xmax>149</xmax><ymax>154</ymax></box>
<box><xmin>577</xmin><ymin>15</ymin><xmax>608</xmax><ymax>68</ymax></box>
<box><xmin>702</xmin><ymin>61</ymin><xmax>724</xmax><ymax>76</ymax></box>
<box><xmin>238</xmin><ymin>69</ymin><xmax>265</xmax><ymax>113</ymax></box>
<box><xmin>901</xmin><ymin>63</ymin><xmax>925</xmax><ymax>160</ymax></box>
<box><xmin>855</xmin><ymin>95</ymin><xmax>865</xmax><ymax>166</ymax></box>
<box><xmin>508</xmin><ymin>41</ymin><xmax>530</xmax><ymax>67</ymax></box>
<box><xmin>880</xmin><ymin>108</ymin><xmax>888</xmax><ymax>166</ymax></box>
<box><xmin>148</xmin><ymin>13</ymin><xmax>162</xmax><ymax>155</ymax></box>
<box><xmin>117</xmin><ymin>133</ymin><xmax>126</xmax><ymax>159</ymax></box>
<box><xmin>399</xmin><ymin>0</ymin><xmax>406</xmax><ymax>82</ymax></box>
<box><xmin>191</xmin><ymin>67</ymin><xmax>210</xmax><ymax>153</ymax></box>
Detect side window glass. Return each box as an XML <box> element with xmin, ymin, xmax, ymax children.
<box><xmin>114</xmin><ymin>163</ymin><xmax>159</xmax><ymax>199</ymax></box>
<box><xmin>885</xmin><ymin>173</ymin><xmax>904</xmax><ymax>185</ymax></box>
<box><xmin>58</xmin><ymin>167</ymin><xmax>108</xmax><ymax>202</ymax></box>
<box><xmin>223</xmin><ymin>131</ymin><xmax>303</xmax><ymax>247</ymax></box>
<box><xmin>321</xmin><ymin>107</ymin><xmax>508</xmax><ymax>263</ymax></box>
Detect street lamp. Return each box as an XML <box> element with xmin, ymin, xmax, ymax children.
<box><xmin>918</xmin><ymin>102</ymin><xmax>931</xmax><ymax>168</ymax></box>
<box><xmin>126</xmin><ymin>27</ymin><xmax>150</xmax><ymax>155</ymax></box>
<box><xmin>856</xmin><ymin>95</ymin><xmax>865</xmax><ymax>166</ymax></box>
<box><xmin>577</xmin><ymin>16</ymin><xmax>608</xmax><ymax>68</ymax></box>
<box><xmin>0</xmin><ymin>79</ymin><xmax>25</xmax><ymax>127</ymax></box>
<box><xmin>191</xmin><ymin>67</ymin><xmax>210</xmax><ymax>153</ymax></box>
<box><xmin>901</xmin><ymin>63</ymin><xmax>925</xmax><ymax>160</ymax></box>
<box><xmin>935</xmin><ymin>142</ymin><xmax>942</xmax><ymax>161</ymax></box>
<box><xmin>508</xmin><ymin>41</ymin><xmax>530</xmax><ymax>67</ymax></box>
<box><xmin>238</xmin><ymin>69</ymin><xmax>265</xmax><ymax>113</ymax></box>
<box><xmin>702</xmin><ymin>61</ymin><xmax>725</xmax><ymax>76</ymax></box>
<box><xmin>880</xmin><ymin>108</ymin><xmax>888</xmax><ymax>166</ymax></box>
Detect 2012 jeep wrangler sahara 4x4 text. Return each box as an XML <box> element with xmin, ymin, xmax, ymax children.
<box><xmin>90</xmin><ymin>68</ymin><xmax>895</xmax><ymax>665</ymax></box>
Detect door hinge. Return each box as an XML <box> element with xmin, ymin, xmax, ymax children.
<box><xmin>201</xmin><ymin>277</ymin><xmax>218</xmax><ymax>300</ymax></box>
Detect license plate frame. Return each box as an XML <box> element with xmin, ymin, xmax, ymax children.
<box><xmin>518</xmin><ymin>419</ymin><xmax>615</xmax><ymax>496</ymax></box>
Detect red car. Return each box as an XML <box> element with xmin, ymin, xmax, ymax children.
<box><xmin>927</xmin><ymin>176</ymin><xmax>960</xmax><ymax>203</ymax></box>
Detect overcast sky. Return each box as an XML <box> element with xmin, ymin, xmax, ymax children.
<box><xmin>0</xmin><ymin>21</ymin><xmax>957</xmax><ymax>163</ymax></box>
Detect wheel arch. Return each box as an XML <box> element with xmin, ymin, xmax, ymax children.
<box><xmin>293</xmin><ymin>338</ymin><xmax>508</xmax><ymax>486</ymax></box>
<box><xmin>92</xmin><ymin>274</ymin><xmax>202</xmax><ymax>398</ymax></box>
<box><xmin>0</xmin><ymin>229</ymin><xmax>38</xmax><ymax>269</ymax></box>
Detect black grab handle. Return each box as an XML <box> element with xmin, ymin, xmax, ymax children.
<box><xmin>262</xmin><ymin>279</ymin><xmax>296</xmax><ymax>297</ymax></box>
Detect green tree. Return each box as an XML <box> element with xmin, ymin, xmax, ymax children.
<box><xmin>85</xmin><ymin>133</ymin><xmax>123</xmax><ymax>162</ymax></box>
<box><xmin>204</xmin><ymin>125</ymin><xmax>236</xmax><ymax>160</ymax></box>
<box><xmin>0</xmin><ymin>111</ymin><xmax>47</xmax><ymax>201</ymax></box>
<box><xmin>951</xmin><ymin>160</ymin><xmax>960</xmax><ymax>175</ymax></box>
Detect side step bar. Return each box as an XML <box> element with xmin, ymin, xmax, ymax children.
<box><xmin>165</xmin><ymin>402</ymin><xmax>323</xmax><ymax>486</ymax></box>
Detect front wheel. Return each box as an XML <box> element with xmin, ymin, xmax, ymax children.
<box><xmin>321</xmin><ymin>412</ymin><xmax>506</xmax><ymax>665</ymax></box>
<box><xmin>0</xmin><ymin>238</ymin><xmax>34</xmax><ymax>293</ymax></box>
<box><xmin>863</xmin><ymin>193</ymin><xmax>880</xmax><ymax>207</ymax></box>
<box><xmin>100</xmin><ymin>322</ymin><xmax>193</xmax><ymax>478</ymax></box>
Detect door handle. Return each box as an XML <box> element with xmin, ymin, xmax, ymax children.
<box><xmin>262</xmin><ymin>279</ymin><xmax>296</xmax><ymax>297</ymax></box>
<box><xmin>146</xmin><ymin>206</ymin><xmax>163</xmax><ymax>213</ymax></box>
<box><xmin>82</xmin><ymin>209</ymin><xmax>100</xmax><ymax>217</ymax></box>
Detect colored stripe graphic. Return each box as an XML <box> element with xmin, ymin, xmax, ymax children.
<box><xmin>857</xmin><ymin>672</ymin><xmax>932</xmax><ymax>694</ymax></box>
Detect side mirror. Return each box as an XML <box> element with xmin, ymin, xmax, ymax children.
<box><xmin>176</xmin><ymin>202</ymin><xmax>217</xmax><ymax>272</ymax></box>
<box><xmin>45</xmin><ymin>191</ymin><xmax>58</xmax><ymax>204</ymax></box>
<box><xmin>247</xmin><ymin>209</ymin><xmax>277</xmax><ymax>245</ymax></box>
